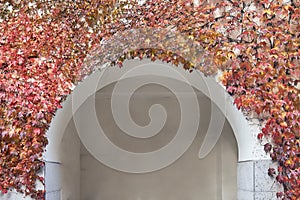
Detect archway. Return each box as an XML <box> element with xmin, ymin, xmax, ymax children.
<box><xmin>43</xmin><ymin>59</ymin><xmax>271</xmax><ymax>200</ymax></box>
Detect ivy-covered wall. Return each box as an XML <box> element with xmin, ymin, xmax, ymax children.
<box><xmin>0</xmin><ymin>0</ymin><xmax>299</xmax><ymax>199</ymax></box>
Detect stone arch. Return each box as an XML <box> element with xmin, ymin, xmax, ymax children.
<box><xmin>43</xmin><ymin>27</ymin><xmax>275</xmax><ymax>199</ymax></box>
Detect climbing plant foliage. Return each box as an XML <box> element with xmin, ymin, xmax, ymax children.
<box><xmin>0</xmin><ymin>0</ymin><xmax>299</xmax><ymax>199</ymax></box>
